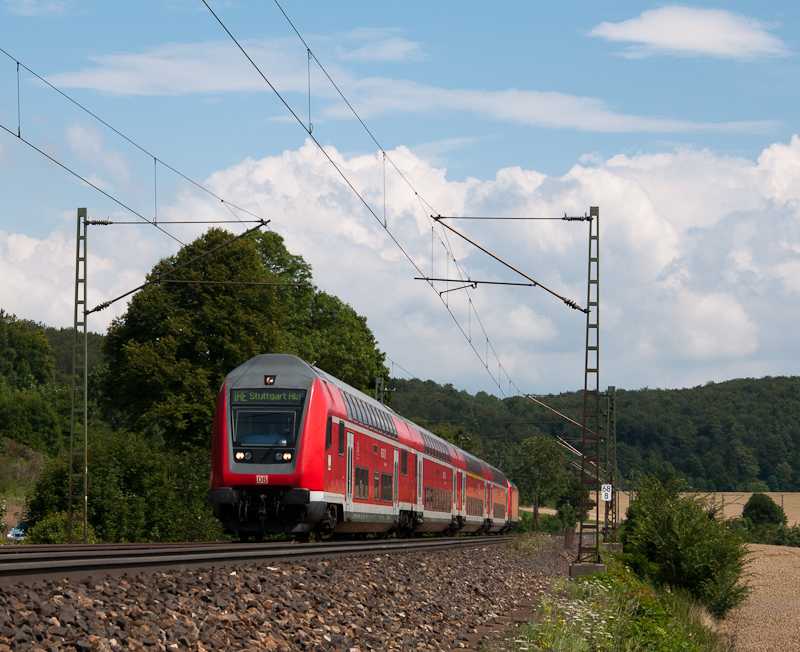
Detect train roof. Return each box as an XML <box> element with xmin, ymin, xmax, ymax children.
<box><xmin>229</xmin><ymin>354</ymin><xmax>508</xmax><ymax>484</ymax></box>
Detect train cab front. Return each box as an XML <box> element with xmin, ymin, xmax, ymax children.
<box><xmin>209</xmin><ymin>355</ymin><xmax>327</xmax><ymax>539</ymax></box>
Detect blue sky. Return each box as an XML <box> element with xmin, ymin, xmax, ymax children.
<box><xmin>1</xmin><ymin>1</ymin><xmax>799</xmax><ymax>396</ymax></box>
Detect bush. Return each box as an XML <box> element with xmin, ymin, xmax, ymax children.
<box><xmin>515</xmin><ymin>511</ymin><xmax>534</xmax><ymax>533</ymax></box>
<box><xmin>742</xmin><ymin>492</ymin><xmax>786</xmax><ymax>526</ymax></box>
<box><xmin>556</xmin><ymin>502</ymin><xmax>578</xmax><ymax>527</ymax></box>
<box><xmin>26</xmin><ymin>429</ymin><xmax>226</xmax><ymax>543</ymax></box>
<box><xmin>621</xmin><ymin>473</ymin><xmax>749</xmax><ymax>618</ymax></box>
<box><xmin>26</xmin><ymin>511</ymin><xmax>99</xmax><ymax>544</ymax></box>
<box><xmin>538</xmin><ymin>513</ymin><xmax>563</xmax><ymax>533</ymax></box>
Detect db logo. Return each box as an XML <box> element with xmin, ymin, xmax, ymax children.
<box><xmin>256</xmin><ymin>475</ymin><xmax>269</xmax><ymax>484</ymax></box>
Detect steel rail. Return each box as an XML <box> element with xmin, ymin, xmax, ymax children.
<box><xmin>0</xmin><ymin>536</ymin><xmax>510</xmax><ymax>586</ymax></box>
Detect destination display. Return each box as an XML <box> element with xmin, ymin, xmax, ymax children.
<box><xmin>231</xmin><ymin>389</ymin><xmax>306</xmax><ymax>405</ymax></box>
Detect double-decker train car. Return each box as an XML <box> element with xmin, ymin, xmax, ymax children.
<box><xmin>209</xmin><ymin>354</ymin><xmax>519</xmax><ymax>540</ymax></box>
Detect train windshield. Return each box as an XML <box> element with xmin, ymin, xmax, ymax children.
<box><xmin>230</xmin><ymin>388</ymin><xmax>307</xmax><ymax>447</ymax></box>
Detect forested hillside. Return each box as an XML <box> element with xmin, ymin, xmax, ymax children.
<box><xmin>390</xmin><ymin>377</ymin><xmax>800</xmax><ymax>493</ymax></box>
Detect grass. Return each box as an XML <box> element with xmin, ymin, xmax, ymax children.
<box><xmin>484</xmin><ymin>557</ymin><xmax>732</xmax><ymax>652</ymax></box>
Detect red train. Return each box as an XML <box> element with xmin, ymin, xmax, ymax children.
<box><xmin>209</xmin><ymin>354</ymin><xmax>519</xmax><ymax>540</ymax></box>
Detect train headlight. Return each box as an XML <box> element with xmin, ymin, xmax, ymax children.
<box><xmin>245</xmin><ymin>452</ymin><xmax>252</xmax><ymax>461</ymax></box>
<box><xmin>283</xmin><ymin>452</ymin><xmax>292</xmax><ymax>461</ymax></box>
<box><xmin>235</xmin><ymin>451</ymin><xmax>245</xmax><ymax>461</ymax></box>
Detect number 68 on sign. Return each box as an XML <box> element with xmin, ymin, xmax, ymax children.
<box><xmin>601</xmin><ymin>484</ymin><xmax>612</xmax><ymax>502</ymax></box>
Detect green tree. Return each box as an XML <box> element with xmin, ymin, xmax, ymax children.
<box><xmin>101</xmin><ymin>229</ymin><xmax>283</xmax><ymax>449</ymax></box>
<box><xmin>742</xmin><ymin>492</ymin><xmax>787</xmax><ymax>526</ymax></box>
<box><xmin>621</xmin><ymin>473</ymin><xmax>749</xmax><ymax>618</ymax></box>
<box><xmin>0</xmin><ymin>377</ymin><xmax>62</xmax><ymax>453</ymax></box>
<box><xmin>0</xmin><ymin>310</ymin><xmax>54</xmax><ymax>387</ymax></box>
<box><xmin>514</xmin><ymin>436</ymin><xmax>566</xmax><ymax>529</ymax></box>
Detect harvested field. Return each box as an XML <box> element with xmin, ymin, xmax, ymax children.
<box><xmin>523</xmin><ymin>491</ymin><xmax>800</xmax><ymax>528</ymax></box>
<box><xmin>718</xmin><ymin>543</ymin><xmax>800</xmax><ymax>650</ymax></box>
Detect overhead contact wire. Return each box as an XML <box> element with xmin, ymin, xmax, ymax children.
<box><xmin>0</xmin><ymin>122</ymin><xmax>184</xmax><ymax>246</ymax></box>
<box><xmin>0</xmin><ymin>47</ymin><xmax>260</xmax><ymax>225</ymax></box>
<box><xmin>210</xmin><ymin>2</ymin><xmax>577</xmax><ymax>407</ymax></box>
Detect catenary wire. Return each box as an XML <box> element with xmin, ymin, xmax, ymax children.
<box><xmin>204</xmin><ymin>1</ymin><xmax>587</xmax><ymax>406</ymax></box>
<box><xmin>0</xmin><ymin>122</ymin><xmax>184</xmax><ymax>246</ymax></box>
<box><xmin>0</xmin><ymin>48</ymin><xmax>261</xmax><ymax>226</ymax></box>
<box><xmin>87</xmin><ymin>219</ymin><xmax>269</xmax><ymax>314</ymax></box>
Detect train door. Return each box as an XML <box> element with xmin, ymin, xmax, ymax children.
<box><xmin>345</xmin><ymin>430</ymin><xmax>354</xmax><ymax>511</ymax></box>
<box><xmin>484</xmin><ymin>483</ymin><xmax>488</xmax><ymax>517</ymax></box>
<box><xmin>393</xmin><ymin>450</ymin><xmax>399</xmax><ymax>510</ymax></box>
<box><xmin>462</xmin><ymin>473</ymin><xmax>466</xmax><ymax>510</ymax></box>
<box><xmin>489</xmin><ymin>485</ymin><xmax>494</xmax><ymax>519</ymax></box>
<box><xmin>452</xmin><ymin>471</ymin><xmax>457</xmax><ymax>511</ymax></box>
<box><xmin>417</xmin><ymin>456</ymin><xmax>423</xmax><ymax>509</ymax></box>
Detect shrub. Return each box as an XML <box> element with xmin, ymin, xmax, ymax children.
<box><xmin>538</xmin><ymin>513</ymin><xmax>563</xmax><ymax>533</ymax></box>
<box><xmin>621</xmin><ymin>473</ymin><xmax>749</xmax><ymax>618</ymax></box>
<box><xmin>26</xmin><ymin>429</ymin><xmax>226</xmax><ymax>543</ymax></box>
<box><xmin>742</xmin><ymin>492</ymin><xmax>786</xmax><ymax>526</ymax></box>
<box><xmin>26</xmin><ymin>511</ymin><xmax>99</xmax><ymax>544</ymax></box>
<box><xmin>556</xmin><ymin>502</ymin><xmax>578</xmax><ymax>527</ymax></box>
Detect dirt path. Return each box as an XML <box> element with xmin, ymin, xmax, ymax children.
<box><xmin>718</xmin><ymin>544</ymin><xmax>800</xmax><ymax>650</ymax></box>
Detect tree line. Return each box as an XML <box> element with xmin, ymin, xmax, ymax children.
<box><xmin>389</xmin><ymin>376</ymin><xmax>800</xmax><ymax>493</ymax></box>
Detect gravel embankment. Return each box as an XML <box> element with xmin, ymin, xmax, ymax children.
<box><xmin>0</xmin><ymin>536</ymin><xmax>569</xmax><ymax>651</ymax></box>
<box><xmin>717</xmin><ymin>543</ymin><xmax>800</xmax><ymax>651</ymax></box>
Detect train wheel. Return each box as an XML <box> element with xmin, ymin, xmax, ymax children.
<box><xmin>253</xmin><ymin>532</ymin><xmax>264</xmax><ymax>543</ymax></box>
<box><xmin>237</xmin><ymin>532</ymin><xmax>250</xmax><ymax>543</ymax></box>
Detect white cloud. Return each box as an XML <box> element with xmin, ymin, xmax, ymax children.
<box><xmin>45</xmin><ymin>40</ymin><xmax>775</xmax><ymax>134</ymax></box>
<box><xmin>336</xmin><ymin>32</ymin><xmax>427</xmax><ymax>63</ymax></box>
<box><xmin>5</xmin><ymin>136</ymin><xmax>800</xmax><ymax>393</ymax></box>
<box><xmin>47</xmin><ymin>40</ymin><xmax>306</xmax><ymax>96</ymax></box>
<box><xmin>4</xmin><ymin>0</ymin><xmax>67</xmax><ymax>16</ymax></box>
<box><xmin>589</xmin><ymin>6</ymin><xmax>790</xmax><ymax>60</ymax></box>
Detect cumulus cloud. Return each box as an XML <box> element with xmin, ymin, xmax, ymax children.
<box><xmin>589</xmin><ymin>6</ymin><xmax>790</xmax><ymax>60</ymax></box>
<box><xmin>5</xmin><ymin>136</ymin><xmax>800</xmax><ymax>393</ymax></box>
<box><xmin>45</xmin><ymin>40</ymin><xmax>774</xmax><ymax>134</ymax></box>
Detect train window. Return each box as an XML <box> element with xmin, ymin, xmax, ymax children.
<box><xmin>338</xmin><ymin>422</ymin><xmax>345</xmax><ymax>456</ymax></box>
<box><xmin>373</xmin><ymin>444</ymin><xmax>378</xmax><ymax>454</ymax></box>
<box><xmin>365</xmin><ymin>404</ymin><xmax>377</xmax><ymax>430</ymax></box>
<box><xmin>355</xmin><ymin>399</ymin><xmax>367</xmax><ymax>426</ymax></box>
<box><xmin>342</xmin><ymin>392</ymin><xmax>353</xmax><ymax>422</ymax></box>
<box><xmin>401</xmin><ymin>449</ymin><xmax>408</xmax><ymax>476</ymax></box>
<box><xmin>378</xmin><ymin>410</ymin><xmax>389</xmax><ymax>435</ymax></box>
<box><xmin>381</xmin><ymin>473</ymin><xmax>393</xmax><ymax>502</ymax></box>
<box><xmin>232</xmin><ymin>409</ymin><xmax>301</xmax><ymax>448</ymax></box>
<box><xmin>374</xmin><ymin>470</ymin><xmax>380</xmax><ymax>500</ymax></box>
<box><xmin>354</xmin><ymin>466</ymin><xmax>369</xmax><ymax>500</ymax></box>
<box><xmin>325</xmin><ymin>417</ymin><xmax>332</xmax><ymax>450</ymax></box>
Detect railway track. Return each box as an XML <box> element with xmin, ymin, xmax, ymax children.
<box><xmin>0</xmin><ymin>536</ymin><xmax>510</xmax><ymax>587</ymax></box>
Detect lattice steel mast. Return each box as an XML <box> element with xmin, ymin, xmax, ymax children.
<box><xmin>577</xmin><ymin>206</ymin><xmax>601</xmax><ymax>563</ymax></box>
<box><xmin>68</xmin><ymin>208</ymin><xmax>89</xmax><ymax>544</ymax></box>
